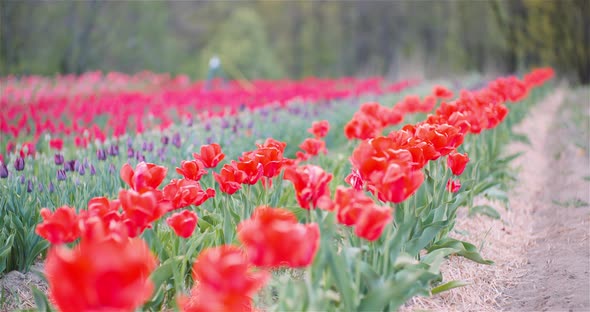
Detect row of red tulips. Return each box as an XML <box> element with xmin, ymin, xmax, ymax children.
<box><xmin>28</xmin><ymin>67</ymin><xmax>555</xmax><ymax>311</ymax></box>
<box><xmin>0</xmin><ymin>73</ymin><xmax>417</xmax><ymax>151</ymax></box>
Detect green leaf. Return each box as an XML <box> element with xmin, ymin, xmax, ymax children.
<box><xmin>222</xmin><ymin>209</ymin><xmax>234</xmax><ymax>244</ymax></box>
<box><xmin>497</xmin><ymin>151</ymin><xmax>525</xmax><ymax>164</ymax></box>
<box><xmin>404</xmin><ymin>221</ymin><xmax>448</xmax><ymax>256</ymax></box>
<box><xmin>511</xmin><ymin>132</ymin><xmax>531</xmax><ymax>145</ymax></box>
<box><xmin>431</xmin><ymin>280</ymin><xmax>470</xmax><ymax>295</ymax></box>
<box><xmin>326</xmin><ymin>245</ymin><xmax>355</xmax><ymax>309</ymax></box>
<box><xmin>484</xmin><ymin>187</ymin><xmax>509</xmax><ymax>203</ymax></box>
<box><xmin>427</xmin><ymin>238</ymin><xmax>493</xmax><ymax>265</ymax></box>
<box><xmin>32</xmin><ymin>286</ymin><xmax>51</xmax><ymax>312</ymax></box>
<box><xmin>150</xmin><ymin>256</ymin><xmax>182</xmax><ymax>290</ymax></box>
<box><xmin>358</xmin><ymin>268</ymin><xmax>439</xmax><ymax>311</ymax></box>
<box><xmin>469</xmin><ymin>205</ymin><xmax>501</xmax><ymax>219</ymax></box>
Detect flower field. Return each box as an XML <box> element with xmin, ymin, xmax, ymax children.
<box><xmin>0</xmin><ymin>68</ymin><xmax>555</xmax><ymax>311</ymax></box>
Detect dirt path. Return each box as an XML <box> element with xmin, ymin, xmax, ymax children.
<box><xmin>501</xmin><ymin>87</ymin><xmax>590</xmax><ymax>312</ymax></box>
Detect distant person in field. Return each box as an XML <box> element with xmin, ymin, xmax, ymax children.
<box><xmin>205</xmin><ymin>55</ymin><xmax>222</xmax><ymax>90</ymax></box>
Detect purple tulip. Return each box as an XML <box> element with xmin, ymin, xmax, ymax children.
<box><xmin>127</xmin><ymin>148</ymin><xmax>135</xmax><ymax>158</ymax></box>
<box><xmin>57</xmin><ymin>169</ymin><xmax>67</xmax><ymax>181</ymax></box>
<box><xmin>142</xmin><ymin>142</ymin><xmax>148</xmax><ymax>152</ymax></box>
<box><xmin>74</xmin><ymin>160</ymin><xmax>81</xmax><ymax>172</ymax></box>
<box><xmin>108</xmin><ymin>145</ymin><xmax>119</xmax><ymax>156</ymax></box>
<box><xmin>83</xmin><ymin>158</ymin><xmax>90</xmax><ymax>168</ymax></box>
<box><xmin>127</xmin><ymin>137</ymin><xmax>134</xmax><ymax>148</ymax></box>
<box><xmin>14</xmin><ymin>156</ymin><xmax>25</xmax><ymax>171</ymax></box>
<box><xmin>221</xmin><ymin>119</ymin><xmax>230</xmax><ymax>129</ymax></box>
<box><xmin>206</xmin><ymin>137</ymin><xmax>214</xmax><ymax>145</ymax></box>
<box><xmin>161</xmin><ymin>136</ymin><xmax>169</xmax><ymax>145</ymax></box>
<box><xmin>27</xmin><ymin>180</ymin><xmax>33</xmax><ymax>193</ymax></box>
<box><xmin>38</xmin><ymin>182</ymin><xmax>44</xmax><ymax>192</ymax></box>
<box><xmin>48</xmin><ymin>182</ymin><xmax>55</xmax><ymax>193</ymax></box>
<box><xmin>78</xmin><ymin>165</ymin><xmax>85</xmax><ymax>176</ymax></box>
<box><xmin>54</xmin><ymin>154</ymin><xmax>64</xmax><ymax>165</ymax></box>
<box><xmin>109</xmin><ymin>164</ymin><xmax>116</xmax><ymax>174</ymax></box>
<box><xmin>0</xmin><ymin>164</ymin><xmax>7</xmax><ymax>178</ymax></box>
<box><xmin>97</xmin><ymin>149</ymin><xmax>107</xmax><ymax>161</ymax></box>
<box><xmin>90</xmin><ymin>164</ymin><xmax>96</xmax><ymax>175</ymax></box>
<box><xmin>172</xmin><ymin>133</ymin><xmax>182</xmax><ymax>148</ymax></box>
<box><xmin>147</xmin><ymin>142</ymin><xmax>154</xmax><ymax>152</ymax></box>
<box><xmin>136</xmin><ymin>153</ymin><xmax>146</xmax><ymax>162</ymax></box>
<box><xmin>64</xmin><ymin>160</ymin><xmax>75</xmax><ymax>172</ymax></box>
<box><xmin>19</xmin><ymin>174</ymin><xmax>25</xmax><ymax>184</ymax></box>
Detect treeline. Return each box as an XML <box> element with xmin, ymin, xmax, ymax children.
<box><xmin>0</xmin><ymin>0</ymin><xmax>588</xmax><ymax>83</ymax></box>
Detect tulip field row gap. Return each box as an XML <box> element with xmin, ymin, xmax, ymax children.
<box><xmin>0</xmin><ymin>69</ymin><xmax>554</xmax><ymax>311</ymax></box>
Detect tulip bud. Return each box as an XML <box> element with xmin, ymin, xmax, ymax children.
<box><xmin>108</xmin><ymin>144</ymin><xmax>119</xmax><ymax>156</ymax></box>
<box><xmin>54</xmin><ymin>154</ymin><xmax>64</xmax><ymax>165</ymax></box>
<box><xmin>0</xmin><ymin>164</ymin><xmax>8</xmax><ymax>178</ymax></box>
<box><xmin>64</xmin><ymin>160</ymin><xmax>75</xmax><ymax>172</ymax></box>
<box><xmin>14</xmin><ymin>156</ymin><xmax>25</xmax><ymax>171</ymax></box>
<box><xmin>96</xmin><ymin>149</ymin><xmax>107</xmax><ymax>161</ymax></box>
<box><xmin>172</xmin><ymin>133</ymin><xmax>182</xmax><ymax>148</ymax></box>
<box><xmin>57</xmin><ymin>169</ymin><xmax>67</xmax><ymax>181</ymax></box>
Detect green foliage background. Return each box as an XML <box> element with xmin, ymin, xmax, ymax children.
<box><xmin>0</xmin><ymin>0</ymin><xmax>588</xmax><ymax>83</ymax></box>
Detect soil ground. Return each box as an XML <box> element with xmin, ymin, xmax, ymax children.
<box><xmin>500</xmin><ymin>86</ymin><xmax>590</xmax><ymax>312</ymax></box>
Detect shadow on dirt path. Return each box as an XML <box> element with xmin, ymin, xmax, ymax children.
<box><xmin>501</xmin><ymin>86</ymin><xmax>590</xmax><ymax>312</ymax></box>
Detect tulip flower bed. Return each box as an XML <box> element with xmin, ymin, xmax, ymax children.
<box><xmin>0</xmin><ymin>72</ymin><xmax>417</xmax><ymax>153</ymax></box>
<box><xmin>0</xmin><ymin>68</ymin><xmax>555</xmax><ymax>311</ymax></box>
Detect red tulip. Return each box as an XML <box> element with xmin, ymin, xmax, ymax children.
<box><xmin>19</xmin><ymin>142</ymin><xmax>36</xmax><ymax>158</ymax></box>
<box><xmin>447</xmin><ymin>151</ymin><xmax>469</xmax><ymax>176</ymax></box>
<box><xmin>85</xmin><ymin>196</ymin><xmax>123</xmax><ymax>224</ymax></box>
<box><xmin>49</xmin><ymin>138</ymin><xmax>64</xmax><ymax>151</ymax></box>
<box><xmin>193</xmin><ymin>143</ymin><xmax>225</xmax><ymax>168</ymax></box>
<box><xmin>298</xmin><ymin>138</ymin><xmax>327</xmax><ymax>158</ymax></box>
<box><xmin>120</xmin><ymin>162</ymin><xmax>168</xmax><ymax>193</ymax></box>
<box><xmin>433</xmin><ymin>85</ymin><xmax>454</xmax><ymax>99</ymax></box>
<box><xmin>237</xmin><ymin>206</ymin><xmax>320</xmax><ymax>268</ymax></box>
<box><xmin>214</xmin><ymin>163</ymin><xmax>247</xmax><ymax>195</ymax></box>
<box><xmin>167</xmin><ymin>210</ymin><xmax>198</xmax><ymax>238</ymax></box>
<box><xmin>176</xmin><ymin>159</ymin><xmax>208</xmax><ymax>181</ymax></box>
<box><xmin>326</xmin><ymin>186</ymin><xmax>392</xmax><ymax>241</ymax></box>
<box><xmin>330</xmin><ymin>187</ymin><xmax>373</xmax><ymax>226</ymax></box>
<box><xmin>36</xmin><ymin>206</ymin><xmax>81</xmax><ymax>244</ymax></box>
<box><xmin>45</xmin><ymin>237</ymin><xmax>157</xmax><ymax>312</ymax></box>
<box><xmin>119</xmin><ymin>189</ymin><xmax>167</xmax><ymax>235</ymax></box>
<box><xmin>181</xmin><ymin>245</ymin><xmax>268</xmax><ymax>312</ymax></box>
<box><xmin>163</xmin><ymin>179</ymin><xmax>215</xmax><ymax>210</ymax></box>
<box><xmin>236</xmin><ymin>158</ymin><xmax>264</xmax><ymax>185</ymax></box>
<box><xmin>308</xmin><ymin>120</ymin><xmax>330</xmax><ymax>138</ymax></box>
<box><xmin>283</xmin><ymin>165</ymin><xmax>333</xmax><ymax>210</ymax></box>
<box><xmin>344</xmin><ymin>168</ymin><xmax>364</xmax><ymax>191</ymax></box>
<box><xmin>447</xmin><ymin>178</ymin><xmax>461</xmax><ymax>193</ymax></box>
<box><xmin>256</xmin><ymin>138</ymin><xmax>287</xmax><ymax>153</ymax></box>
<box><xmin>353</xmin><ymin>204</ymin><xmax>392</xmax><ymax>241</ymax></box>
